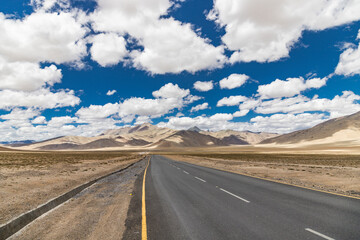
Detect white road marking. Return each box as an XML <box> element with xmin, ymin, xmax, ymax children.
<box><xmin>305</xmin><ymin>228</ymin><xmax>335</xmax><ymax>240</ymax></box>
<box><xmin>183</xmin><ymin>171</ymin><xmax>189</xmax><ymax>174</ymax></box>
<box><xmin>219</xmin><ymin>188</ymin><xmax>250</xmax><ymax>203</ymax></box>
<box><xmin>194</xmin><ymin>177</ymin><xmax>206</xmax><ymax>182</ymax></box>
<box><xmin>177</xmin><ymin>167</ymin><xmax>181</xmax><ymax>170</ymax></box>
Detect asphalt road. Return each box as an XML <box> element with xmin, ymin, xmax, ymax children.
<box><xmin>146</xmin><ymin>155</ymin><xmax>360</xmax><ymax>240</ymax></box>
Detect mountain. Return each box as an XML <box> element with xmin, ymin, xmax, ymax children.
<box><xmin>261</xmin><ymin>111</ymin><xmax>360</xmax><ymax>144</ymax></box>
<box><xmin>202</xmin><ymin>130</ymin><xmax>278</xmax><ymax>145</ymax></box>
<box><xmin>151</xmin><ymin>130</ymin><xmax>231</xmax><ymax>148</ymax></box>
<box><xmin>0</xmin><ymin>145</ymin><xmax>13</xmax><ymax>151</ymax></box>
<box><xmin>13</xmin><ymin>123</ymin><xmax>277</xmax><ymax>150</ymax></box>
<box><xmin>188</xmin><ymin>126</ymin><xmax>201</xmax><ymax>132</ymax></box>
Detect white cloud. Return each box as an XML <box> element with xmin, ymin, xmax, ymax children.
<box><xmin>152</xmin><ymin>83</ymin><xmax>189</xmax><ymax>99</ymax></box>
<box><xmin>118</xmin><ymin>97</ymin><xmax>182</xmax><ymax>119</ymax></box>
<box><xmin>0</xmin><ymin>11</ymin><xmax>87</xmax><ymax>64</ymax></box>
<box><xmin>217</xmin><ymin>95</ymin><xmax>248</xmax><ymax>106</ymax></box>
<box><xmin>91</xmin><ymin>0</ymin><xmax>225</xmax><ymax>74</ymax></box>
<box><xmin>158</xmin><ymin>113</ymin><xmax>236</xmax><ymax>131</ymax></box>
<box><xmin>48</xmin><ymin>116</ymin><xmax>77</xmax><ymax>127</ymax></box>
<box><xmin>90</xmin><ymin>33</ymin><xmax>128</xmax><ymax>67</ymax></box>
<box><xmin>32</xmin><ymin>116</ymin><xmax>47</xmax><ymax>124</ymax></box>
<box><xmin>193</xmin><ymin>81</ymin><xmax>213</xmax><ymax>92</ymax></box>
<box><xmin>209</xmin><ymin>0</ymin><xmax>360</xmax><ymax>63</ymax></box>
<box><xmin>31</xmin><ymin>0</ymin><xmax>70</xmax><ymax>11</ymax></box>
<box><xmin>135</xmin><ymin>116</ymin><xmax>152</xmax><ymax>125</ymax></box>
<box><xmin>190</xmin><ymin>102</ymin><xmax>209</xmax><ymax>112</ymax></box>
<box><xmin>257</xmin><ymin>77</ymin><xmax>327</xmax><ymax>99</ymax></box>
<box><xmin>106</xmin><ymin>90</ymin><xmax>117</xmax><ymax>96</ymax></box>
<box><xmin>158</xmin><ymin>112</ymin><xmax>327</xmax><ymax>134</ymax></box>
<box><xmin>335</xmin><ymin>30</ymin><xmax>360</xmax><ymax>76</ymax></box>
<box><xmin>0</xmin><ymin>58</ymin><xmax>62</xmax><ymax>91</ymax></box>
<box><xmin>241</xmin><ymin>91</ymin><xmax>360</xmax><ymax>119</ymax></box>
<box><xmin>219</xmin><ymin>74</ymin><xmax>249</xmax><ymax>89</ymax></box>
<box><xmin>0</xmin><ymin>88</ymin><xmax>80</xmax><ymax>109</ymax></box>
<box><xmin>250</xmin><ymin>113</ymin><xmax>326</xmax><ymax>134</ymax></box>
<box><xmin>233</xmin><ymin>109</ymin><xmax>249</xmax><ymax>117</ymax></box>
<box><xmin>210</xmin><ymin>113</ymin><xmax>233</xmax><ymax>121</ymax></box>
<box><xmin>0</xmin><ymin>108</ymin><xmax>40</xmax><ymax>120</ymax></box>
<box><xmin>76</xmin><ymin>83</ymin><xmax>196</xmax><ymax>123</ymax></box>
<box><xmin>76</xmin><ymin>103</ymin><xmax>120</xmax><ymax>120</ymax></box>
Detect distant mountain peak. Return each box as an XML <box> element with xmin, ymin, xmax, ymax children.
<box><xmin>188</xmin><ymin>126</ymin><xmax>201</xmax><ymax>132</ymax></box>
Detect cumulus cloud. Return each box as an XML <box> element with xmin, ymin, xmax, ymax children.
<box><xmin>335</xmin><ymin>30</ymin><xmax>360</xmax><ymax>76</ymax></box>
<box><xmin>0</xmin><ymin>108</ymin><xmax>40</xmax><ymax>120</ymax></box>
<box><xmin>193</xmin><ymin>81</ymin><xmax>213</xmax><ymax>92</ymax></box>
<box><xmin>31</xmin><ymin>0</ymin><xmax>70</xmax><ymax>11</ymax></box>
<box><xmin>217</xmin><ymin>95</ymin><xmax>248</xmax><ymax>106</ymax></box>
<box><xmin>233</xmin><ymin>109</ymin><xmax>250</xmax><ymax>117</ymax></box>
<box><xmin>76</xmin><ymin>103</ymin><xmax>120</xmax><ymax>120</ymax></box>
<box><xmin>257</xmin><ymin>77</ymin><xmax>327</xmax><ymax>99</ymax></box>
<box><xmin>0</xmin><ymin>88</ymin><xmax>80</xmax><ymax>109</ymax></box>
<box><xmin>219</xmin><ymin>74</ymin><xmax>249</xmax><ymax>89</ymax></box>
<box><xmin>76</xmin><ymin>83</ymin><xmax>197</xmax><ymax>123</ymax></box>
<box><xmin>91</xmin><ymin>0</ymin><xmax>225</xmax><ymax>74</ymax></box>
<box><xmin>238</xmin><ymin>91</ymin><xmax>360</xmax><ymax>119</ymax></box>
<box><xmin>250</xmin><ymin>113</ymin><xmax>326</xmax><ymax>134</ymax></box>
<box><xmin>190</xmin><ymin>102</ymin><xmax>209</xmax><ymax>112</ymax></box>
<box><xmin>48</xmin><ymin>116</ymin><xmax>77</xmax><ymax>127</ymax></box>
<box><xmin>0</xmin><ymin>59</ymin><xmax>62</xmax><ymax>91</ymax></box>
<box><xmin>208</xmin><ymin>0</ymin><xmax>360</xmax><ymax>63</ymax></box>
<box><xmin>32</xmin><ymin>116</ymin><xmax>47</xmax><ymax>124</ymax></box>
<box><xmin>106</xmin><ymin>90</ymin><xmax>117</xmax><ymax>96</ymax></box>
<box><xmin>152</xmin><ymin>83</ymin><xmax>189</xmax><ymax>99</ymax></box>
<box><xmin>90</xmin><ymin>33</ymin><xmax>128</xmax><ymax>67</ymax></box>
<box><xmin>158</xmin><ymin>111</ymin><xmax>327</xmax><ymax>134</ymax></box>
<box><xmin>0</xmin><ymin>11</ymin><xmax>87</xmax><ymax>64</ymax></box>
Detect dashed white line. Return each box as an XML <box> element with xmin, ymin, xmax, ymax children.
<box><xmin>219</xmin><ymin>188</ymin><xmax>250</xmax><ymax>203</ymax></box>
<box><xmin>194</xmin><ymin>177</ymin><xmax>206</xmax><ymax>182</ymax></box>
<box><xmin>183</xmin><ymin>171</ymin><xmax>189</xmax><ymax>174</ymax></box>
<box><xmin>305</xmin><ymin>228</ymin><xmax>335</xmax><ymax>240</ymax></box>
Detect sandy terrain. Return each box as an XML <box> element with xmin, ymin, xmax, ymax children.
<box><xmin>166</xmin><ymin>154</ymin><xmax>360</xmax><ymax>198</ymax></box>
<box><xmin>8</xmin><ymin>160</ymin><xmax>146</xmax><ymax>240</ymax></box>
<box><xmin>0</xmin><ymin>152</ymin><xmax>143</xmax><ymax>225</ymax></box>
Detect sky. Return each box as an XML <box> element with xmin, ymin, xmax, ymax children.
<box><xmin>1</xmin><ymin>0</ymin><xmax>360</xmax><ymax>142</ymax></box>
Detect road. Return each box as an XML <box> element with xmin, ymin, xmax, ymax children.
<box><xmin>145</xmin><ymin>155</ymin><xmax>360</xmax><ymax>240</ymax></box>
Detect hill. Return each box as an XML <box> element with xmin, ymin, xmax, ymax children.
<box><xmin>12</xmin><ymin>123</ymin><xmax>277</xmax><ymax>150</ymax></box>
<box><xmin>152</xmin><ymin>130</ymin><xmax>232</xmax><ymax>148</ymax></box>
<box><xmin>261</xmin><ymin>111</ymin><xmax>360</xmax><ymax>144</ymax></box>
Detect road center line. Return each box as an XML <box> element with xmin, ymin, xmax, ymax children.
<box><xmin>194</xmin><ymin>176</ymin><xmax>206</xmax><ymax>182</ymax></box>
<box><xmin>305</xmin><ymin>228</ymin><xmax>335</xmax><ymax>240</ymax></box>
<box><xmin>142</xmin><ymin>158</ymin><xmax>150</xmax><ymax>240</ymax></box>
<box><xmin>219</xmin><ymin>188</ymin><xmax>250</xmax><ymax>203</ymax></box>
<box><xmin>183</xmin><ymin>171</ymin><xmax>189</xmax><ymax>174</ymax></box>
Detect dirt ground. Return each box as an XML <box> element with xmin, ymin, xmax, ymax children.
<box><xmin>0</xmin><ymin>151</ymin><xmax>143</xmax><ymax>225</ymax></box>
<box><xmin>166</xmin><ymin>154</ymin><xmax>360</xmax><ymax>198</ymax></box>
<box><xmin>8</xmin><ymin>160</ymin><xmax>147</xmax><ymax>240</ymax></box>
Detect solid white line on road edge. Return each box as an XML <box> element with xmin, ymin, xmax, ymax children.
<box><xmin>194</xmin><ymin>177</ymin><xmax>206</xmax><ymax>182</ymax></box>
<box><xmin>183</xmin><ymin>171</ymin><xmax>189</xmax><ymax>174</ymax></box>
<box><xmin>305</xmin><ymin>228</ymin><xmax>335</xmax><ymax>240</ymax></box>
<box><xmin>219</xmin><ymin>188</ymin><xmax>250</xmax><ymax>203</ymax></box>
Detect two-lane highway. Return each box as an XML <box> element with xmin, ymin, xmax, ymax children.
<box><xmin>144</xmin><ymin>155</ymin><xmax>360</xmax><ymax>240</ymax></box>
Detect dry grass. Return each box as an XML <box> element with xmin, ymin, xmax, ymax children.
<box><xmin>0</xmin><ymin>151</ymin><xmax>136</xmax><ymax>168</ymax></box>
<box><xmin>0</xmin><ymin>151</ymin><xmax>143</xmax><ymax>224</ymax></box>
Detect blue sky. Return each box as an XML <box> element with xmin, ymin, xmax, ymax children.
<box><xmin>0</xmin><ymin>0</ymin><xmax>360</xmax><ymax>141</ymax></box>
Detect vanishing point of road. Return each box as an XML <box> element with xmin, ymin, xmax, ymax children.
<box><xmin>143</xmin><ymin>155</ymin><xmax>360</xmax><ymax>240</ymax></box>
